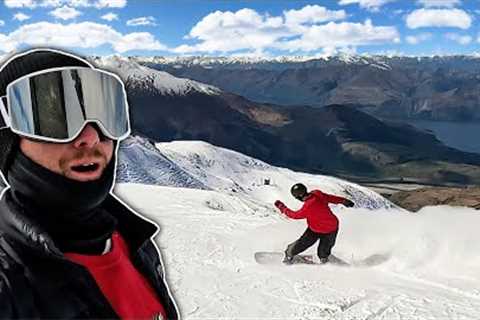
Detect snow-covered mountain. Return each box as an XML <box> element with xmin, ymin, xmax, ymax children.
<box><xmin>91</xmin><ymin>55</ymin><xmax>220</xmax><ymax>96</ymax></box>
<box><xmin>137</xmin><ymin>54</ymin><xmax>324</xmax><ymax>66</ymax></box>
<box><xmin>154</xmin><ymin>140</ymin><xmax>394</xmax><ymax>211</ymax></box>
<box><xmin>141</xmin><ymin>54</ymin><xmax>480</xmax><ymax>122</ymax></box>
<box><xmin>138</xmin><ymin>54</ymin><xmax>397</xmax><ymax>74</ymax></box>
<box><xmin>135</xmin><ymin>53</ymin><xmax>480</xmax><ymax>71</ymax></box>
<box><xmin>95</xmin><ymin>55</ymin><xmax>480</xmax><ymax>186</ymax></box>
<box><xmin>117</xmin><ymin>135</ymin><xmax>394</xmax><ymax>211</ymax></box>
<box><xmin>116</xmin><ymin>136</ymin><xmax>208</xmax><ymax>189</ymax></box>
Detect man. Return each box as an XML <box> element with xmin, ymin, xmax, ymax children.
<box><xmin>274</xmin><ymin>183</ymin><xmax>355</xmax><ymax>264</ymax></box>
<box><xmin>0</xmin><ymin>49</ymin><xmax>178</xmax><ymax>319</ymax></box>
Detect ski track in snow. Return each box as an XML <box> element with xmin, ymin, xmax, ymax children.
<box><xmin>116</xmin><ymin>184</ymin><xmax>480</xmax><ymax>320</ymax></box>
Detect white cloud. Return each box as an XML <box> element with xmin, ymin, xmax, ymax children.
<box><xmin>4</xmin><ymin>0</ymin><xmax>126</xmax><ymax>8</ymax></box>
<box><xmin>93</xmin><ymin>0</ymin><xmax>125</xmax><ymax>8</ymax></box>
<box><xmin>406</xmin><ymin>32</ymin><xmax>432</xmax><ymax>44</ymax></box>
<box><xmin>284</xmin><ymin>5</ymin><xmax>346</xmax><ymax>26</ymax></box>
<box><xmin>338</xmin><ymin>0</ymin><xmax>396</xmax><ymax>11</ymax></box>
<box><xmin>176</xmin><ymin>7</ymin><xmax>399</xmax><ymax>55</ymax></box>
<box><xmin>0</xmin><ymin>34</ymin><xmax>17</xmax><ymax>52</ymax></box>
<box><xmin>416</xmin><ymin>0</ymin><xmax>461</xmax><ymax>7</ymax></box>
<box><xmin>64</xmin><ymin>0</ymin><xmax>89</xmax><ymax>6</ymax></box>
<box><xmin>50</xmin><ymin>6</ymin><xmax>81</xmax><ymax>20</ymax></box>
<box><xmin>101</xmin><ymin>12</ymin><xmax>118</xmax><ymax>21</ymax></box>
<box><xmin>40</xmin><ymin>0</ymin><xmax>63</xmax><ymax>6</ymax></box>
<box><xmin>320</xmin><ymin>45</ymin><xmax>358</xmax><ymax>57</ymax></box>
<box><xmin>0</xmin><ymin>21</ymin><xmax>166</xmax><ymax>53</ymax></box>
<box><xmin>175</xmin><ymin>8</ymin><xmax>294</xmax><ymax>54</ymax></box>
<box><xmin>4</xmin><ymin>0</ymin><xmax>36</xmax><ymax>8</ymax></box>
<box><xmin>278</xmin><ymin>19</ymin><xmax>400</xmax><ymax>52</ymax></box>
<box><xmin>114</xmin><ymin>32</ymin><xmax>164</xmax><ymax>52</ymax></box>
<box><xmin>0</xmin><ymin>20</ymin><xmax>4</xmax><ymax>26</ymax></box>
<box><xmin>406</xmin><ymin>9</ymin><xmax>471</xmax><ymax>29</ymax></box>
<box><xmin>126</xmin><ymin>16</ymin><xmax>156</xmax><ymax>26</ymax></box>
<box><xmin>13</xmin><ymin>12</ymin><xmax>31</xmax><ymax>21</ymax></box>
<box><xmin>370</xmin><ymin>49</ymin><xmax>406</xmax><ymax>57</ymax></box>
<box><xmin>445</xmin><ymin>32</ymin><xmax>472</xmax><ymax>45</ymax></box>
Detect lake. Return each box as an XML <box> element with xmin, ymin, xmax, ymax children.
<box><xmin>404</xmin><ymin>120</ymin><xmax>480</xmax><ymax>154</ymax></box>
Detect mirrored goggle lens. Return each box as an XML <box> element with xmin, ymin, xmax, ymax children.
<box><xmin>7</xmin><ymin>68</ymin><xmax>129</xmax><ymax>141</ymax></box>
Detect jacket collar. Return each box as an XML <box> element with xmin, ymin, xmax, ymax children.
<box><xmin>0</xmin><ymin>188</ymin><xmax>158</xmax><ymax>258</ymax></box>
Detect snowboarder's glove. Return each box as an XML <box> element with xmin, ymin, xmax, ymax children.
<box><xmin>343</xmin><ymin>199</ymin><xmax>355</xmax><ymax>208</ymax></box>
<box><xmin>274</xmin><ymin>200</ymin><xmax>287</xmax><ymax>212</ymax></box>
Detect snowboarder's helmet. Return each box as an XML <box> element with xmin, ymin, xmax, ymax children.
<box><xmin>291</xmin><ymin>183</ymin><xmax>307</xmax><ymax>200</ymax></box>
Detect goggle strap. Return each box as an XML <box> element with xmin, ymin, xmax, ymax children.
<box><xmin>0</xmin><ymin>96</ymin><xmax>10</xmax><ymax>129</ymax></box>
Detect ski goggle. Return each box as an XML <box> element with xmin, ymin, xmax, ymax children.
<box><xmin>0</xmin><ymin>67</ymin><xmax>130</xmax><ymax>143</ymax></box>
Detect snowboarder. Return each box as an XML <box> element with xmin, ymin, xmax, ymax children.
<box><xmin>274</xmin><ymin>183</ymin><xmax>355</xmax><ymax>264</ymax></box>
<box><xmin>0</xmin><ymin>49</ymin><xmax>178</xmax><ymax>318</ymax></box>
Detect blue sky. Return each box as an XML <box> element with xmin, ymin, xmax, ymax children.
<box><xmin>0</xmin><ymin>0</ymin><xmax>479</xmax><ymax>57</ymax></box>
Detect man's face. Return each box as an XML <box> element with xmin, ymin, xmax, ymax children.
<box><xmin>19</xmin><ymin>124</ymin><xmax>114</xmax><ymax>182</ymax></box>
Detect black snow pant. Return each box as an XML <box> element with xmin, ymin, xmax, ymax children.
<box><xmin>285</xmin><ymin>228</ymin><xmax>338</xmax><ymax>259</ymax></box>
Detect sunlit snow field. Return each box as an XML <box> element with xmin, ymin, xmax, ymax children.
<box><xmin>116</xmin><ymin>184</ymin><xmax>480</xmax><ymax>319</ymax></box>
<box><xmin>114</xmin><ymin>140</ymin><xmax>480</xmax><ymax>320</ymax></box>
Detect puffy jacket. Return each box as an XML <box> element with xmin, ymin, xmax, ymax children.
<box><xmin>0</xmin><ymin>190</ymin><xmax>179</xmax><ymax>319</ymax></box>
<box><xmin>281</xmin><ymin>190</ymin><xmax>346</xmax><ymax>233</ymax></box>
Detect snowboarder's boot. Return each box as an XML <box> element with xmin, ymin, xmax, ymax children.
<box><xmin>319</xmin><ymin>257</ymin><xmax>329</xmax><ymax>264</ymax></box>
<box><xmin>283</xmin><ymin>250</ymin><xmax>294</xmax><ymax>265</ymax></box>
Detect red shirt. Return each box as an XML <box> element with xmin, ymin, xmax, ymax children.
<box><xmin>281</xmin><ymin>190</ymin><xmax>345</xmax><ymax>233</ymax></box>
<box><xmin>65</xmin><ymin>232</ymin><xmax>166</xmax><ymax>319</ymax></box>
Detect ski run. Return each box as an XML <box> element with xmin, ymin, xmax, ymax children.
<box><xmin>113</xmin><ymin>140</ymin><xmax>480</xmax><ymax>320</ymax></box>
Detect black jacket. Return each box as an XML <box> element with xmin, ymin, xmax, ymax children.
<box><xmin>0</xmin><ymin>190</ymin><xmax>179</xmax><ymax>319</ymax></box>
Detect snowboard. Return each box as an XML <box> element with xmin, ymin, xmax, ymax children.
<box><xmin>254</xmin><ymin>252</ymin><xmax>390</xmax><ymax>267</ymax></box>
<box><xmin>254</xmin><ymin>252</ymin><xmax>349</xmax><ymax>266</ymax></box>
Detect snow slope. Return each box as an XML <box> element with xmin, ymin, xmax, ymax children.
<box><xmin>116</xmin><ymin>136</ymin><xmax>208</xmax><ymax>189</ymax></box>
<box><xmin>155</xmin><ymin>140</ymin><xmax>395</xmax><ymax>211</ymax></box>
<box><xmin>115</xmin><ymin>184</ymin><xmax>480</xmax><ymax>319</ymax></box>
<box><xmin>117</xmin><ymin>137</ymin><xmax>394</xmax><ymax>211</ymax></box>
<box><xmin>113</xmin><ymin>138</ymin><xmax>480</xmax><ymax>319</ymax></box>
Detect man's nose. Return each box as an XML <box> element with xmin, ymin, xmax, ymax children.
<box><xmin>73</xmin><ymin>124</ymin><xmax>100</xmax><ymax>149</ymax></box>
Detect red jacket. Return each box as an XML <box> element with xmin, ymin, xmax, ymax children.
<box><xmin>281</xmin><ymin>190</ymin><xmax>346</xmax><ymax>233</ymax></box>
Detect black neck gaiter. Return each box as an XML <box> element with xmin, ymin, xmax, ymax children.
<box><xmin>7</xmin><ymin>150</ymin><xmax>118</xmax><ymax>254</ymax></box>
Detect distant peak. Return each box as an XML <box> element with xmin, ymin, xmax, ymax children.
<box><xmin>90</xmin><ymin>55</ymin><xmax>221</xmax><ymax>96</ymax></box>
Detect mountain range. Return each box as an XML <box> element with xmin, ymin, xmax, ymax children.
<box><xmin>139</xmin><ymin>54</ymin><xmax>480</xmax><ymax>122</ymax></box>
<box><xmin>94</xmin><ymin>56</ymin><xmax>480</xmax><ymax>185</ymax></box>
